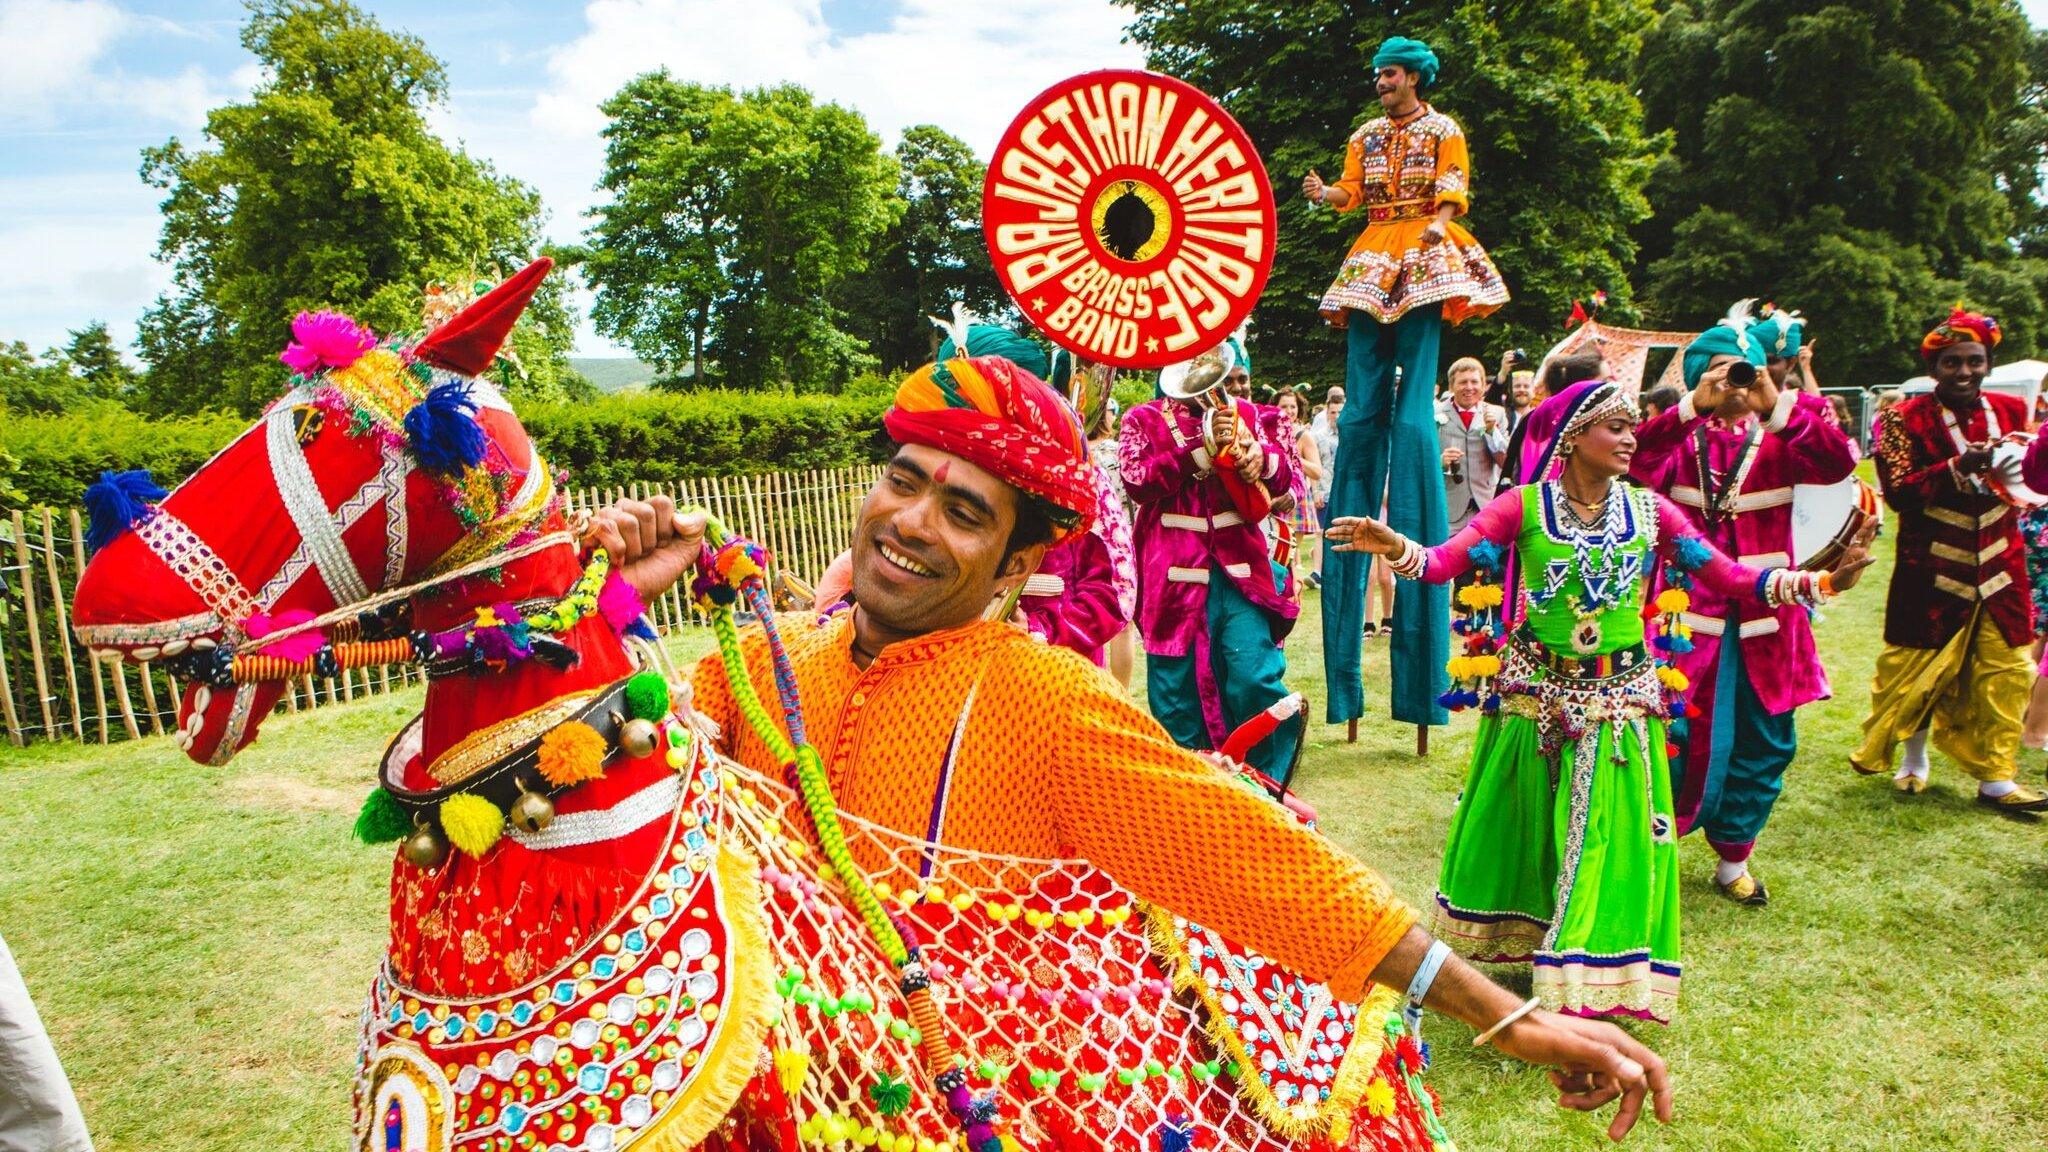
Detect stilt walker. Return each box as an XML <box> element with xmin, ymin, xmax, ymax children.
<box><xmin>1307</xmin><ymin>36</ymin><xmax>1510</xmax><ymax>742</ymax></box>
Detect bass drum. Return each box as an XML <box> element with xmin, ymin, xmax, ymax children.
<box><xmin>1791</xmin><ymin>476</ymin><xmax>1883</xmax><ymax>571</ymax></box>
<box><xmin>1986</xmin><ymin>433</ymin><xmax>2048</xmax><ymax>509</ymax></box>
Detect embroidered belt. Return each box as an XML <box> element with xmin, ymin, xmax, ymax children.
<box><xmin>1929</xmin><ymin>538</ymin><xmax>2010</xmax><ymax>566</ymax></box>
<box><xmin>383</xmin><ymin>676</ymin><xmax>638</xmax><ymax>806</ymax></box>
<box><xmin>1668</xmin><ymin>485</ymin><xmax>1793</xmax><ymax>513</ymax></box>
<box><xmin>1160</xmin><ymin>511</ymin><xmax>1246</xmax><ymax>532</ymax></box>
<box><xmin>1515</xmin><ymin>630</ymin><xmax>1650</xmax><ymax>682</ymax></box>
<box><xmin>1166</xmin><ymin>563</ymin><xmax>1253</xmax><ymax>585</ymax></box>
<box><xmin>1925</xmin><ymin>504</ymin><xmax>2009</xmax><ymax>530</ymax></box>
<box><xmin>1021</xmin><ymin>573</ymin><xmax>1065</xmax><ymax>598</ymax></box>
<box><xmin>1366</xmin><ymin>199</ymin><xmax>1434</xmax><ymax>223</ymax></box>
<box><xmin>1680</xmin><ymin>612</ymin><xmax>1781</xmax><ymax>639</ymax></box>
<box><xmin>1933</xmin><ymin>571</ymin><xmax>2013</xmax><ymax>602</ymax></box>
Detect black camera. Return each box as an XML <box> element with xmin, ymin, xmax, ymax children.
<box><xmin>1726</xmin><ymin>360</ymin><xmax>1757</xmax><ymax>388</ymax></box>
<box><xmin>1508</xmin><ymin>348</ymin><xmax>1531</xmax><ymax>368</ymax></box>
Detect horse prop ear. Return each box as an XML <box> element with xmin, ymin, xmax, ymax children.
<box><xmin>413</xmin><ymin>257</ymin><xmax>553</xmax><ymax>377</ymax></box>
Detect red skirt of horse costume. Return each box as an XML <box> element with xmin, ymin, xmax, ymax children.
<box><xmin>355</xmin><ymin>716</ymin><xmax>1457</xmax><ymax>1152</ymax></box>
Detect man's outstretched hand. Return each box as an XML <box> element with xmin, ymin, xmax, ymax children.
<box><xmin>588</xmin><ymin>495</ymin><xmax>706</xmax><ymax>602</ymax></box>
<box><xmin>1492</xmin><ymin>1010</ymin><xmax>1674</xmax><ymax>1141</ymax></box>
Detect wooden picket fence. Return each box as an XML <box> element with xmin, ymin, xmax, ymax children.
<box><xmin>0</xmin><ymin>465</ymin><xmax>881</xmax><ymax>747</ymax></box>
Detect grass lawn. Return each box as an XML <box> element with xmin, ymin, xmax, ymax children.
<box><xmin>5</xmin><ymin>525</ymin><xmax>2047</xmax><ymax>1151</ymax></box>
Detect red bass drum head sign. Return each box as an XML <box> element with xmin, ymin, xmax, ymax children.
<box><xmin>984</xmin><ymin>70</ymin><xmax>1276</xmax><ymax>370</ymax></box>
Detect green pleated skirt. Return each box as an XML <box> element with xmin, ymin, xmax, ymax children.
<box><xmin>1428</xmin><ymin>707</ymin><xmax>1682</xmax><ymax>1023</ymax></box>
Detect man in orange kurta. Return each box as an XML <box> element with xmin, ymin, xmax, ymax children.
<box><xmin>595</xmin><ymin>352</ymin><xmax>1673</xmax><ymax>1142</ymax></box>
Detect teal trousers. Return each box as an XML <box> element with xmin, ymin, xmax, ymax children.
<box><xmin>1147</xmin><ymin>566</ymin><xmax>1298</xmax><ymax>777</ymax></box>
<box><xmin>1322</xmin><ymin>307</ymin><xmax>1451</xmax><ymax>726</ymax></box>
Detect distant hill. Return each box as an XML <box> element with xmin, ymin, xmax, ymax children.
<box><xmin>570</xmin><ymin>357</ymin><xmax>658</xmax><ymax>393</ymax></box>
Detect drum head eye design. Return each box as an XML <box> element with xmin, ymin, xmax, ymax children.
<box><xmin>1094</xmin><ymin>180</ymin><xmax>1167</xmax><ymax>263</ymax></box>
<box><xmin>984</xmin><ymin>69</ymin><xmax>1277</xmax><ymax>369</ymax></box>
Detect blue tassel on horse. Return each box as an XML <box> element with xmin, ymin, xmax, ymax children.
<box><xmin>404</xmin><ymin>381</ymin><xmax>488</xmax><ymax>475</ymax></box>
<box><xmin>82</xmin><ymin>469</ymin><xmax>168</xmax><ymax>555</ymax></box>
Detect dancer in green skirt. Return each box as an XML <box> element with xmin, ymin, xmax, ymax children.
<box><xmin>1328</xmin><ymin>380</ymin><xmax>1873</xmax><ymax>1022</ymax></box>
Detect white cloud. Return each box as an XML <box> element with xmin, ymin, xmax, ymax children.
<box><xmin>0</xmin><ymin>0</ymin><xmax>127</xmax><ymax>116</ymax></box>
<box><xmin>458</xmin><ymin>0</ymin><xmax>1142</xmax><ymax>353</ymax></box>
<box><xmin>0</xmin><ymin>0</ymin><xmax>244</xmax><ymax>130</ymax></box>
<box><xmin>0</xmin><ymin>174</ymin><xmax>169</xmax><ymax>354</ymax></box>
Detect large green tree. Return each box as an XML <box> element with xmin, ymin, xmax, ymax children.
<box><xmin>1635</xmin><ymin>0</ymin><xmax>2043</xmax><ymax>384</ymax></box>
<box><xmin>584</xmin><ymin>74</ymin><xmax>901</xmax><ymax>390</ymax></box>
<box><xmin>137</xmin><ymin>0</ymin><xmax>579</xmax><ymax>416</ymax></box>
<box><xmin>1126</xmin><ymin>0</ymin><xmax>1664</xmax><ymax>383</ymax></box>
<box><xmin>834</xmin><ymin>125</ymin><xmax>1007</xmax><ymax>373</ymax></box>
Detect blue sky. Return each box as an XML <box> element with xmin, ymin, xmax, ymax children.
<box><xmin>0</xmin><ymin>0</ymin><xmax>1140</xmax><ymax>359</ymax></box>
<box><xmin>3</xmin><ymin>0</ymin><xmax>2042</xmax><ymax>362</ymax></box>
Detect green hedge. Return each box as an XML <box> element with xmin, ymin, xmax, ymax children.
<box><xmin>520</xmin><ymin>389</ymin><xmax>891</xmax><ymax>490</ymax></box>
<box><xmin>0</xmin><ymin>404</ymin><xmax>250</xmax><ymax>509</ymax></box>
<box><xmin>0</xmin><ymin>390</ymin><xmax>894</xmax><ymax>511</ymax></box>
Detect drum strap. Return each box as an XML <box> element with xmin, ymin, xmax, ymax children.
<box><xmin>1940</xmin><ymin>399</ymin><xmax>1998</xmax><ymax>494</ymax></box>
<box><xmin>1692</xmin><ymin>421</ymin><xmax>1764</xmax><ymax>523</ymax></box>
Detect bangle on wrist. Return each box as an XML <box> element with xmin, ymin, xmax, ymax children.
<box><xmin>1471</xmin><ymin>995</ymin><xmax>1543</xmax><ymax>1048</ymax></box>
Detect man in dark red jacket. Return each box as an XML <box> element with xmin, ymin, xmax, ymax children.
<box><xmin>1851</xmin><ymin>309</ymin><xmax>2047</xmax><ymax>809</ymax></box>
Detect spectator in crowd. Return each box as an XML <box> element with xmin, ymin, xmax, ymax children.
<box><xmin>1274</xmin><ymin>386</ymin><xmax>1325</xmax><ymax>594</ymax></box>
<box><xmin>1828</xmin><ymin>395</ymin><xmax>1862</xmax><ymax>461</ymax></box>
<box><xmin>1641</xmin><ymin>385</ymin><xmax>1683</xmax><ymax>423</ymax></box>
<box><xmin>1436</xmin><ymin>356</ymin><xmax>1508</xmax><ymax>533</ymax></box>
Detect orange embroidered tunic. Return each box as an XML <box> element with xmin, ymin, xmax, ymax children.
<box><xmin>691</xmin><ymin>613</ymin><xmax>1418</xmax><ymax>1003</ymax></box>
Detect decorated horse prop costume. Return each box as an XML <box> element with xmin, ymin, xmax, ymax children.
<box><xmin>72</xmin><ymin>260</ymin><xmax>1455</xmax><ymax>1151</ymax></box>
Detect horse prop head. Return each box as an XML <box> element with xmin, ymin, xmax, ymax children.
<box><xmin>72</xmin><ymin>258</ymin><xmax>571</xmax><ymax>766</ymax></box>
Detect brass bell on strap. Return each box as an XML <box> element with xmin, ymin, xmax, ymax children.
<box><xmin>402</xmin><ymin>819</ymin><xmax>450</xmax><ymax>869</ymax></box>
<box><xmin>619</xmin><ymin>717</ymin><xmax>660</xmax><ymax>760</ymax></box>
<box><xmin>510</xmin><ymin>787</ymin><xmax>555</xmax><ymax>834</ymax></box>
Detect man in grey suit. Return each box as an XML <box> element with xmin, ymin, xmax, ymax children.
<box><xmin>1436</xmin><ymin>356</ymin><xmax>1509</xmax><ymax>532</ymax></box>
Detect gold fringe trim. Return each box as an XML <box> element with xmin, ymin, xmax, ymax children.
<box><xmin>1142</xmin><ymin>904</ymin><xmax>1392</xmax><ymax>1144</ymax></box>
<box><xmin>425</xmin><ymin>691</ymin><xmax>596</xmax><ymax>785</ymax></box>
<box><xmin>628</xmin><ymin>841</ymin><xmax>777</xmax><ymax>1151</ymax></box>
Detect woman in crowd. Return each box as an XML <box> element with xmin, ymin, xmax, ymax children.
<box><xmin>1273</xmin><ymin>385</ymin><xmax>1325</xmax><ymax>596</ymax></box>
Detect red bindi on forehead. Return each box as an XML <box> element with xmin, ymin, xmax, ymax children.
<box><xmin>933</xmin><ymin>460</ymin><xmax>950</xmax><ymax>483</ymax></box>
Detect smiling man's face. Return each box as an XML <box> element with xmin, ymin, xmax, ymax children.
<box><xmin>850</xmin><ymin>444</ymin><xmax>1043</xmax><ymax>639</ymax></box>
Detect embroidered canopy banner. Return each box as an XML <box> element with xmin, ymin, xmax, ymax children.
<box><xmin>1543</xmin><ymin>322</ymin><xmax>1700</xmax><ymax>395</ymax></box>
<box><xmin>983</xmin><ymin>70</ymin><xmax>1277</xmax><ymax>370</ymax></box>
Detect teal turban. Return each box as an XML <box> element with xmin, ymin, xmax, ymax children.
<box><xmin>1225</xmin><ymin>336</ymin><xmax>1250</xmax><ymax>377</ymax></box>
<box><xmin>1682</xmin><ymin>316</ymin><xmax>1768</xmax><ymax>389</ymax></box>
<box><xmin>937</xmin><ymin>324</ymin><xmax>1050</xmax><ymax>380</ymax></box>
<box><xmin>1748</xmin><ymin>309</ymin><xmax>1805</xmax><ymax>360</ymax></box>
<box><xmin>1373</xmin><ymin>37</ymin><xmax>1440</xmax><ymax>88</ymax></box>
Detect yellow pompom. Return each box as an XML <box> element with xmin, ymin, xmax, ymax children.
<box><xmin>1477</xmin><ymin>584</ymin><xmax>1505</xmax><ymax>608</ymax></box>
<box><xmin>1655</xmin><ymin>589</ymin><xmax>1690</xmax><ymax>615</ymax></box>
<box><xmin>1446</xmin><ymin>656</ymin><xmax>1472</xmax><ymax>680</ymax></box>
<box><xmin>774</xmin><ymin>1048</ymin><xmax>810</xmax><ymax>1095</ymax></box>
<box><xmin>1657</xmin><ymin>667</ymin><xmax>1690</xmax><ymax>692</ymax></box>
<box><xmin>1473</xmin><ymin>655</ymin><xmax>1502</xmax><ymax>677</ymax></box>
<box><xmin>438</xmin><ymin>793</ymin><xmax>504</xmax><ymax>858</ymax></box>
<box><xmin>537</xmin><ymin>721</ymin><xmax>608</xmax><ymax>787</ymax></box>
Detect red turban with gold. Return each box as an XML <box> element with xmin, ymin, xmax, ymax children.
<box><xmin>1921</xmin><ymin>307</ymin><xmax>2002</xmax><ymax>361</ymax></box>
<box><xmin>884</xmin><ymin>355</ymin><xmax>1096</xmax><ymax>539</ymax></box>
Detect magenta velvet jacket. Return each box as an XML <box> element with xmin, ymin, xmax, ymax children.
<box><xmin>1017</xmin><ymin>462</ymin><xmax>1137</xmax><ymax>665</ymax></box>
<box><xmin>1118</xmin><ymin>397</ymin><xmax>1300</xmax><ymax>657</ymax></box>
<box><xmin>1627</xmin><ymin>390</ymin><xmax>1858</xmax><ymax>714</ymax></box>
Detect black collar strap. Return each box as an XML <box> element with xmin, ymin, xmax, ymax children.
<box><xmin>377</xmin><ymin>675</ymin><xmax>638</xmax><ymax>816</ymax></box>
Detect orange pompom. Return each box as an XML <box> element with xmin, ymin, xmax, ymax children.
<box><xmin>537</xmin><ymin>721</ymin><xmax>608</xmax><ymax>787</ymax></box>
